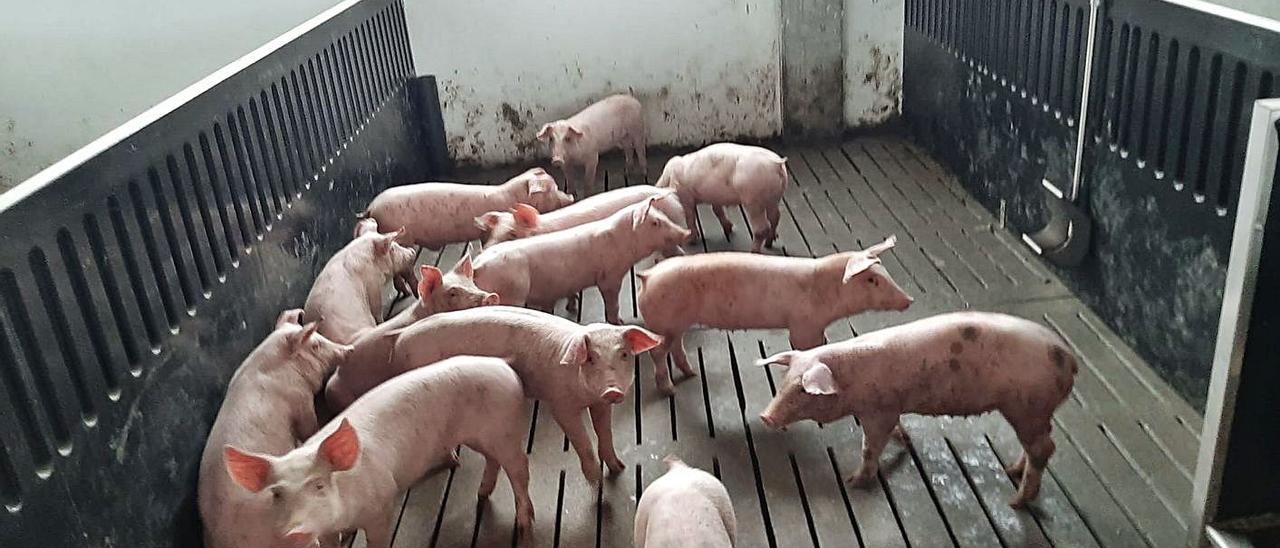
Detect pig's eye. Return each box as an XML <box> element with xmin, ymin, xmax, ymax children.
<box><xmin>270</xmin><ymin>489</ymin><xmax>282</xmax><ymax>502</ymax></box>
<box><xmin>313</xmin><ymin>482</ymin><xmax>325</xmax><ymax>492</ymax></box>
<box><xmin>867</xmin><ymin>277</ymin><xmax>879</xmax><ymax>286</ymax></box>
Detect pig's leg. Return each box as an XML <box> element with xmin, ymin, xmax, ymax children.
<box><xmin>499</xmin><ymin>451</ymin><xmax>535</xmax><ymax>534</ymax></box>
<box><xmin>649</xmin><ymin>340</ymin><xmax>675</xmax><ymax>395</ymax></box>
<box><xmin>1007</xmin><ymin>416</ymin><xmax>1055</xmax><ymax>507</ymax></box>
<box><xmin>765</xmin><ymin>203</ymin><xmax>781</xmax><ymax>248</ymax></box>
<box><xmin>478</xmin><ymin>455</ymin><xmax>501</xmax><ymax>499</ymax></box>
<box><xmin>584</xmin><ymin>154</ymin><xmax>599</xmax><ymax>195</ymax></box>
<box><xmin>847</xmin><ymin>414</ymin><xmax>898</xmax><ymax>487</ymax></box>
<box><xmin>670</xmin><ymin>333</ymin><xmax>696</xmax><ymax>378</ymax></box>
<box><xmin>565</xmin><ymin>293</ymin><xmax>581</xmax><ymax>314</ymax></box>
<box><xmin>623</xmin><ymin>140</ymin><xmax>635</xmax><ymax>173</ymax></box>
<box><xmin>745</xmin><ymin>203</ymin><xmax>771</xmax><ymax>253</ymax></box>
<box><xmin>635</xmin><ymin>134</ymin><xmax>648</xmax><ymax>175</ymax></box>
<box><xmin>551</xmin><ymin>405</ymin><xmax>601</xmax><ymax>484</ymax></box>
<box><xmin>682</xmin><ymin>197</ymin><xmax>701</xmax><ymax>244</ymax></box>
<box><xmin>360</xmin><ymin>504</ymin><xmax>399</xmax><ymax>548</ymax></box>
<box><xmin>712</xmin><ymin>205</ymin><xmax>735</xmax><ymax>236</ymax></box>
<box><xmin>600</xmin><ymin>278</ymin><xmax>623</xmax><ymax>325</ymax></box>
<box><xmin>589</xmin><ymin>403</ymin><xmax>625</xmax><ymax>474</ymax></box>
<box><xmin>789</xmin><ymin>324</ymin><xmax>827</xmax><ymax>350</ymax></box>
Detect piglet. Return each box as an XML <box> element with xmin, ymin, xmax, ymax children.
<box><xmin>360</xmin><ymin>168</ymin><xmax>575</xmax><ymax>250</ymax></box>
<box><xmin>757</xmin><ymin>311</ymin><xmax>1078</xmax><ymax>507</ymax></box>
<box><xmin>474</xmin><ymin>197</ymin><xmax>691</xmax><ymax>324</ymax></box>
<box><xmin>656</xmin><ymin>143</ymin><xmax>788</xmax><ymax>253</ymax></box>
<box><xmin>302</xmin><ymin>228</ymin><xmax>417</xmax><ymax>344</ymax></box>
<box><xmin>198</xmin><ymin>312</ymin><xmax>354</xmax><ymax>548</ymax></box>
<box><xmin>635</xmin><ymin>456</ymin><xmax>737</xmax><ymax>548</ymax></box>
<box><xmin>637</xmin><ymin>236</ymin><xmax>911</xmax><ymax>394</ymax></box>
<box><xmin>325</xmin><ymin>306</ymin><xmax>662</xmax><ymax>485</ymax></box>
<box><xmin>537</xmin><ymin>94</ymin><xmax>646</xmax><ymax>195</ymax></box>
<box><xmin>222</xmin><ymin>356</ymin><xmax>534</xmax><ymax>548</ymax></box>
<box><xmin>476</xmin><ymin>185</ymin><xmax>686</xmax><ymax>251</ymax></box>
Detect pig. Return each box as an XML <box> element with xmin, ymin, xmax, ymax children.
<box><xmin>473</xmin><ymin>197</ymin><xmax>692</xmax><ymax>324</ymax></box>
<box><xmin>475</xmin><ymin>185</ymin><xmax>687</xmax><ymax>250</ymax></box>
<box><xmin>634</xmin><ymin>456</ymin><xmax>737</xmax><ymax>548</ymax></box>
<box><xmin>655</xmin><ymin>143</ymin><xmax>789</xmax><ymax>253</ymax></box>
<box><xmin>379</xmin><ymin>252</ymin><xmax>500</xmax><ymax>331</ymax></box>
<box><xmin>324</xmin><ymin>306</ymin><xmax>663</xmax><ymax>485</ymax></box>
<box><xmin>198</xmin><ymin>311</ymin><xmax>355</xmax><ymax>548</ymax></box>
<box><xmin>756</xmin><ymin>311</ymin><xmax>1078</xmax><ymax>507</ymax></box>
<box><xmin>636</xmin><ymin>236</ymin><xmax>912</xmax><ymax>394</ymax></box>
<box><xmin>221</xmin><ymin>356</ymin><xmax>535</xmax><ymax>548</ymax></box>
<box><xmin>302</xmin><ymin>228</ymin><xmax>418</xmax><ymax>344</ymax></box>
<box><xmin>537</xmin><ymin>94</ymin><xmax>646</xmax><ymax>195</ymax></box>
<box><xmin>359</xmin><ymin>167</ymin><xmax>575</xmax><ymax>250</ymax></box>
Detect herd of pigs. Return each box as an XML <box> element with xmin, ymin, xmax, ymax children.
<box><xmin>196</xmin><ymin>94</ymin><xmax>1080</xmax><ymax>548</ymax></box>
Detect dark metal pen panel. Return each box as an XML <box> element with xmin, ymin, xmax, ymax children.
<box><xmin>0</xmin><ymin>1</ymin><xmax>439</xmax><ymax>545</ymax></box>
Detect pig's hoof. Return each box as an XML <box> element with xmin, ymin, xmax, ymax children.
<box><xmin>582</xmin><ymin>466</ymin><xmax>602</xmax><ymax>486</ymax></box>
<box><xmin>605</xmin><ymin>457</ymin><xmax>626</xmax><ymax>474</ymax></box>
<box><xmin>721</xmin><ymin>224</ymin><xmax>734</xmax><ymax>235</ymax></box>
<box><xmin>606</xmin><ymin>316</ymin><xmax>622</xmax><ymax>326</ymax></box>
<box><xmin>656</xmin><ymin>380</ymin><xmax>675</xmax><ymax>396</ymax></box>
<box><xmin>1008</xmin><ymin>494</ymin><xmax>1030</xmax><ymax>509</ymax></box>
<box><xmin>846</xmin><ymin>471</ymin><xmax>876</xmax><ymax>488</ymax></box>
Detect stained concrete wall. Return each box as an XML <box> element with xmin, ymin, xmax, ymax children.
<box><xmin>0</xmin><ymin>0</ymin><xmax>343</xmax><ymax>193</ymax></box>
<box><xmin>845</xmin><ymin>0</ymin><xmax>905</xmax><ymax>127</ymax></box>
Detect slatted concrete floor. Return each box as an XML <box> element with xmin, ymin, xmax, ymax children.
<box><xmin>361</xmin><ymin>136</ymin><xmax>1202</xmax><ymax>548</ymax></box>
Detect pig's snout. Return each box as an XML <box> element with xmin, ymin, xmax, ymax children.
<box><xmin>482</xmin><ymin>293</ymin><xmax>500</xmax><ymax>306</ymax></box>
<box><xmin>284</xmin><ymin>529</ymin><xmax>315</xmax><ymax>546</ymax></box>
<box><xmin>551</xmin><ymin>156</ymin><xmax>565</xmax><ymax>167</ymax></box>
<box><xmin>602</xmin><ymin>386</ymin><xmax>625</xmax><ymax>405</ymax></box>
<box><xmin>897</xmin><ymin>296</ymin><xmax>914</xmax><ymax>311</ymax></box>
<box><xmin>759</xmin><ymin>413</ymin><xmax>786</xmax><ymax>431</ymax></box>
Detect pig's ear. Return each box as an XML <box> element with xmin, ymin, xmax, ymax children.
<box><xmin>567</xmin><ymin>124</ymin><xmax>585</xmax><ymax>139</ymax></box>
<box><xmin>290</xmin><ymin>321</ymin><xmax>320</xmax><ymax>353</ymax></box>
<box><xmin>842</xmin><ymin>255</ymin><xmax>881</xmax><ymax>284</ymax></box>
<box><xmin>800</xmin><ymin>362</ymin><xmax>839</xmax><ymax>395</ymax></box>
<box><xmin>510</xmin><ymin>203</ymin><xmax>540</xmax><ymax>228</ymax></box>
<box><xmin>451</xmin><ymin>253</ymin><xmax>474</xmax><ymax>278</ymax></box>
<box><xmin>536</xmin><ymin>123</ymin><xmax>553</xmax><ymax>141</ymax></box>
<box><xmin>623</xmin><ymin>327</ymin><xmax>663</xmax><ymax>353</ymax></box>
<box><xmin>418</xmin><ymin>265</ymin><xmax>443</xmax><ymax>296</ymax></box>
<box><xmin>223</xmin><ymin>446</ymin><xmax>273</xmax><ymax>493</ymax></box>
<box><xmin>373</xmin><ymin>230</ymin><xmax>402</xmax><ymax>254</ymax></box>
<box><xmin>527</xmin><ymin>177</ymin><xmax>553</xmax><ymax>196</ymax></box>
<box><xmin>475</xmin><ymin>212</ymin><xmax>502</xmax><ymax>231</ymax></box>
<box><xmin>755</xmin><ymin>351</ymin><xmax>799</xmax><ymax>368</ymax></box>
<box><xmin>863</xmin><ymin>234</ymin><xmax>897</xmax><ymax>258</ymax></box>
<box><xmin>318</xmin><ymin>418</ymin><xmax>360</xmax><ymax>472</ymax></box>
<box><xmin>631</xmin><ymin>199</ymin><xmax>655</xmax><ymax>229</ymax></box>
<box><xmin>275</xmin><ymin>309</ymin><xmax>304</xmax><ymax>329</ymax></box>
<box><xmin>560</xmin><ymin>333</ymin><xmax>591</xmax><ymax>366</ymax></box>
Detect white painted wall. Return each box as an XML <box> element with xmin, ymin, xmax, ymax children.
<box><xmin>406</xmin><ymin>0</ymin><xmax>783</xmax><ymax>166</ymax></box>
<box><xmin>844</xmin><ymin>0</ymin><xmax>904</xmax><ymax>127</ymax></box>
<box><xmin>0</xmin><ymin>0</ymin><xmax>342</xmax><ymax>192</ymax></box>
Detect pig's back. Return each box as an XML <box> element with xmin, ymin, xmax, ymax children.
<box><xmin>542</xmin><ymin>185</ymin><xmax>665</xmax><ymax>231</ymax></box>
<box><xmin>637</xmin><ymin>467</ymin><xmax>735</xmax><ymax>548</ymax></box>
<box><xmin>833</xmin><ymin>312</ymin><xmax>1076</xmax><ymax>416</ymax></box>
<box><xmin>393</xmin><ymin>307</ymin><xmax>574</xmax><ymax>386</ymax></box>
<box><xmin>367</xmin><ymin>182</ymin><xmax>500</xmax><ymax>246</ymax></box>
<box><xmin>639</xmin><ymin>253</ymin><xmax>816</xmax><ymax>330</ymax></box>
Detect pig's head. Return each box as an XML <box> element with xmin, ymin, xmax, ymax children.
<box><xmin>505</xmin><ymin>167</ymin><xmax>575</xmax><ymax>212</ymax></box>
<box><xmin>475</xmin><ymin>203</ymin><xmax>541</xmax><ymax>247</ymax></box>
<box><xmin>275</xmin><ymin>320</ymin><xmax>355</xmax><ymax>380</ymax></box>
<box><xmin>417</xmin><ymin>252</ymin><xmax>499</xmax><ymax>314</ymax></box>
<box><xmin>756</xmin><ymin>351</ymin><xmax>841</xmax><ymax>429</ymax></box>
<box><xmin>536</xmin><ymin>121</ymin><xmax>585</xmax><ymax>169</ymax></box>
<box><xmin>628</xmin><ymin>197</ymin><xmax>692</xmax><ymax>249</ymax></box>
<box><xmin>560</xmin><ymin>325</ymin><xmax>663</xmax><ymax>405</ymax></box>
<box><xmin>352</xmin><ymin>217</ymin><xmax>379</xmax><ymax>238</ymax></box>
<box><xmin>836</xmin><ymin>235</ymin><xmax>913</xmax><ymax>313</ymax></box>
<box><xmin>223</xmin><ymin>418</ymin><xmax>361</xmax><ymax>546</ymax></box>
<box><xmin>358</xmin><ymin>228</ymin><xmax>417</xmax><ymax>278</ymax></box>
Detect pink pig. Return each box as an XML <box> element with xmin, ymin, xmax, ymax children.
<box><xmin>475</xmin><ymin>185</ymin><xmax>687</xmax><ymax>250</ymax></box>
<box><xmin>537</xmin><ymin>94</ymin><xmax>647</xmax><ymax>195</ymax></box>
<box><xmin>634</xmin><ymin>456</ymin><xmax>737</xmax><ymax>548</ymax></box>
<box><xmin>637</xmin><ymin>236</ymin><xmax>912</xmax><ymax>394</ymax></box>
<box><xmin>324</xmin><ymin>306</ymin><xmax>662</xmax><ymax>485</ymax></box>
<box><xmin>473</xmin><ymin>197</ymin><xmax>691</xmax><ymax>324</ymax></box>
<box><xmin>757</xmin><ymin>311</ymin><xmax>1078</xmax><ymax>507</ymax></box>
<box><xmin>656</xmin><ymin>142</ymin><xmax>789</xmax><ymax>253</ymax></box>
<box><xmin>221</xmin><ymin>356</ymin><xmax>534</xmax><ymax>548</ymax></box>
<box><xmin>302</xmin><ymin>228</ymin><xmax>417</xmax><ymax>344</ymax></box>
<box><xmin>198</xmin><ymin>312</ymin><xmax>354</xmax><ymax>548</ymax></box>
<box><xmin>359</xmin><ymin>168</ymin><xmax>575</xmax><ymax>250</ymax></box>
<box><xmin>380</xmin><ymin>253</ymin><xmax>500</xmax><ymax>331</ymax></box>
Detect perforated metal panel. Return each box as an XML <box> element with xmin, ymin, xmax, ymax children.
<box><xmin>0</xmin><ymin>1</ymin><xmax>438</xmax><ymax>545</ymax></box>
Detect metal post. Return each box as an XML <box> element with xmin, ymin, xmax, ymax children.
<box><xmin>1069</xmin><ymin>0</ymin><xmax>1103</xmax><ymax>203</ymax></box>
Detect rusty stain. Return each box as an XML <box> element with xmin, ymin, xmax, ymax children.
<box><xmin>500</xmin><ymin>103</ymin><xmax>527</xmax><ymax>132</ymax></box>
